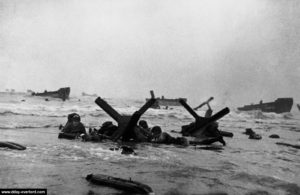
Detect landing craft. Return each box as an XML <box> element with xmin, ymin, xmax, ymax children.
<box><xmin>31</xmin><ymin>87</ymin><xmax>70</xmax><ymax>101</ymax></box>
<box><xmin>145</xmin><ymin>90</ymin><xmax>187</xmax><ymax>109</ymax></box>
<box><xmin>82</xmin><ymin>92</ymin><xmax>97</xmax><ymax>97</ymax></box>
<box><xmin>237</xmin><ymin>98</ymin><xmax>293</xmax><ymax>114</ymax></box>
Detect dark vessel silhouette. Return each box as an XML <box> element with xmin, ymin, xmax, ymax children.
<box><xmin>297</xmin><ymin>104</ymin><xmax>300</xmax><ymax>111</ymax></box>
<box><xmin>238</xmin><ymin>98</ymin><xmax>293</xmax><ymax>114</ymax></box>
<box><xmin>146</xmin><ymin>90</ymin><xmax>187</xmax><ymax>109</ymax></box>
<box><xmin>32</xmin><ymin>87</ymin><xmax>70</xmax><ymax>101</ymax></box>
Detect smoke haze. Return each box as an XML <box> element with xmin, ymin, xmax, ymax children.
<box><xmin>1</xmin><ymin>0</ymin><xmax>300</xmax><ymax>107</ymax></box>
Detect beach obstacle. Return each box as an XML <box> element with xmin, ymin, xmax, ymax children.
<box><xmin>95</xmin><ymin>97</ymin><xmax>156</xmax><ymax>141</ymax></box>
<box><xmin>193</xmin><ymin>97</ymin><xmax>214</xmax><ymax>111</ymax></box>
<box><xmin>179</xmin><ymin>99</ymin><xmax>230</xmax><ymax>136</ymax></box>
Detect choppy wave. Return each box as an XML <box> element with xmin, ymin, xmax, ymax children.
<box><xmin>0</xmin><ymin>124</ymin><xmax>56</xmax><ymax>129</ymax></box>
<box><xmin>288</xmin><ymin>126</ymin><xmax>300</xmax><ymax>132</ymax></box>
<box><xmin>0</xmin><ymin>110</ymin><xmax>68</xmax><ymax>117</ymax></box>
<box><xmin>1</xmin><ymin>96</ymin><xmax>299</xmax><ymax>120</ymax></box>
<box><xmin>0</xmin><ymin>102</ymin><xmax>103</xmax><ymax>118</ymax></box>
<box><xmin>232</xmin><ymin>172</ymin><xmax>300</xmax><ymax>195</ymax></box>
<box><xmin>1</xmin><ymin>94</ymin><xmax>300</xmax><ymax>136</ymax></box>
<box><xmin>0</xmin><ymin>109</ymin><xmax>113</xmax><ymax>119</ymax></box>
<box><xmin>88</xmin><ymin>112</ymin><xmax>108</xmax><ymax>117</ymax></box>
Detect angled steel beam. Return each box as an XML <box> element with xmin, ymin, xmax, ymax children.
<box><xmin>193</xmin><ymin>97</ymin><xmax>214</xmax><ymax>111</ymax></box>
<box><xmin>179</xmin><ymin>98</ymin><xmax>202</xmax><ymax>120</ymax></box>
<box><xmin>192</xmin><ymin>107</ymin><xmax>230</xmax><ymax>135</ymax></box>
<box><xmin>95</xmin><ymin>97</ymin><xmax>156</xmax><ymax>141</ymax></box>
<box><xmin>179</xmin><ymin>98</ymin><xmax>230</xmax><ymax>135</ymax></box>
<box><xmin>95</xmin><ymin>97</ymin><xmax>122</xmax><ymax>122</ymax></box>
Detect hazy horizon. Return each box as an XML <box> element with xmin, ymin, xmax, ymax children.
<box><xmin>1</xmin><ymin>0</ymin><xmax>300</xmax><ymax>107</ymax></box>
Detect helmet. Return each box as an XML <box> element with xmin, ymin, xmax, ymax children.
<box><xmin>139</xmin><ymin>120</ymin><xmax>148</xmax><ymax>129</ymax></box>
<box><xmin>68</xmin><ymin>113</ymin><xmax>78</xmax><ymax>121</ymax></box>
<box><xmin>151</xmin><ymin>126</ymin><xmax>162</xmax><ymax>137</ymax></box>
<box><xmin>72</xmin><ymin>114</ymin><xmax>81</xmax><ymax>122</ymax></box>
<box><xmin>102</xmin><ymin>121</ymin><xmax>113</xmax><ymax>127</ymax></box>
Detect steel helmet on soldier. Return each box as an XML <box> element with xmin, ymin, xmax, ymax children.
<box><xmin>72</xmin><ymin>114</ymin><xmax>81</xmax><ymax>122</ymax></box>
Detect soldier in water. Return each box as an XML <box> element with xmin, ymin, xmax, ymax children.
<box><xmin>59</xmin><ymin>114</ymin><xmax>87</xmax><ymax>139</ymax></box>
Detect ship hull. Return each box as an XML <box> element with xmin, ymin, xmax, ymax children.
<box><xmin>145</xmin><ymin>90</ymin><xmax>187</xmax><ymax>108</ymax></box>
<box><xmin>238</xmin><ymin>98</ymin><xmax>293</xmax><ymax>114</ymax></box>
<box><xmin>32</xmin><ymin>87</ymin><xmax>70</xmax><ymax>101</ymax></box>
<box><xmin>146</xmin><ymin>98</ymin><xmax>187</xmax><ymax>108</ymax></box>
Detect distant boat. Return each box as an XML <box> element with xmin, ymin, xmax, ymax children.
<box><xmin>32</xmin><ymin>87</ymin><xmax>70</xmax><ymax>101</ymax></box>
<box><xmin>0</xmin><ymin>89</ymin><xmax>26</xmax><ymax>95</ymax></box>
<box><xmin>146</xmin><ymin>90</ymin><xmax>187</xmax><ymax>109</ymax></box>
<box><xmin>297</xmin><ymin>104</ymin><xmax>300</xmax><ymax>111</ymax></box>
<box><xmin>237</xmin><ymin>98</ymin><xmax>293</xmax><ymax>114</ymax></box>
<box><xmin>82</xmin><ymin>92</ymin><xmax>97</xmax><ymax>97</ymax></box>
<box><xmin>27</xmin><ymin>89</ymin><xmax>34</xmax><ymax>94</ymax></box>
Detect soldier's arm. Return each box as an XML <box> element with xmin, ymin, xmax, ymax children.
<box><xmin>79</xmin><ymin>123</ymin><xmax>87</xmax><ymax>135</ymax></box>
<box><xmin>62</xmin><ymin>124</ymin><xmax>72</xmax><ymax>133</ymax></box>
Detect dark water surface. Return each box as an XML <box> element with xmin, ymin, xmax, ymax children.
<box><xmin>0</xmin><ymin>94</ymin><xmax>299</xmax><ymax>195</ymax></box>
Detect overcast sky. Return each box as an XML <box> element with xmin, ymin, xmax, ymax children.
<box><xmin>1</xmin><ymin>0</ymin><xmax>299</xmax><ymax>107</ymax></box>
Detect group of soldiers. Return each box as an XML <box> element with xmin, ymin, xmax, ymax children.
<box><xmin>58</xmin><ymin>96</ymin><xmax>229</xmax><ymax>146</ymax></box>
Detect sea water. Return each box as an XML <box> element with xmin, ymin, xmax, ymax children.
<box><xmin>0</xmin><ymin>93</ymin><xmax>299</xmax><ymax>195</ymax></box>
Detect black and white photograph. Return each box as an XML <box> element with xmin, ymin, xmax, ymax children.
<box><xmin>0</xmin><ymin>0</ymin><xmax>299</xmax><ymax>194</ymax></box>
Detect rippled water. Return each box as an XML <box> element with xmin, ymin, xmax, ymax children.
<box><xmin>0</xmin><ymin>93</ymin><xmax>299</xmax><ymax>195</ymax></box>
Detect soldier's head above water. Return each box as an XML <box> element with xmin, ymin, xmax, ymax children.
<box><xmin>72</xmin><ymin>114</ymin><xmax>81</xmax><ymax>126</ymax></box>
<box><xmin>139</xmin><ymin>120</ymin><xmax>149</xmax><ymax>129</ymax></box>
<box><xmin>67</xmin><ymin>113</ymin><xmax>78</xmax><ymax>122</ymax></box>
<box><xmin>151</xmin><ymin>126</ymin><xmax>162</xmax><ymax>139</ymax></box>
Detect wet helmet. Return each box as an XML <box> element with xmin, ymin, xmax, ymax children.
<box><xmin>72</xmin><ymin>114</ymin><xmax>81</xmax><ymax>122</ymax></box>
<box><xmin>102</xmin><ymin>121</ymin><xmax>113</xmax><ymax>127</ymax></box>
<box><xmin>151</xmin><ymin>126</ymin><xmax>162</xmax><ymax>137</ymax></box>
<box><xmin>139</xmin><ymin>120</ymin><xmax>148</xmax><ymax>129</ymax></box>
<box><xmin>68</xmin><ymin>113</ymin><xmax>78</xmax><ymax>122</ymax></box>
